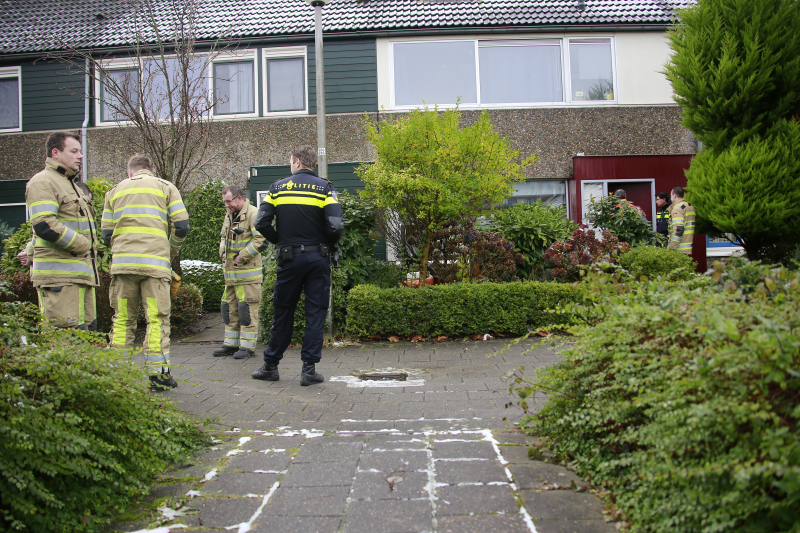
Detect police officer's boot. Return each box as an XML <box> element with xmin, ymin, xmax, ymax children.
<box><xmin>300</xmin><ymin>362</ymin><xmax>324</xmax><ymax>386</ymax></box>
<box><xmin>213</xmin><ymin>345</ymin><xmax>237</xmax><ymax>357</ymax></box>
<box><xmin>252</xmin><ymin>361</ymin><xmax>279</xmax><ymax>381</ymax></box>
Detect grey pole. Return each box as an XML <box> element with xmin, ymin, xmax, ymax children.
<box><xmin>309</xmin><ymin>0</ymin><xmax>334</xmax><ymax>339</ymax></box>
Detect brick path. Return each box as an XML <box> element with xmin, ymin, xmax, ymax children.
<box><xmin>108</xmin><ymin>325</ymin><xmax>615</xmax><ymax>533</ymax></box>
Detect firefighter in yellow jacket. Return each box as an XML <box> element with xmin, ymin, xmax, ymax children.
<box><xmin>25</xmin><ymin>132</ymin><xmax>99</xmax><ymax>330</ymax></box>
<box><xmin>212</xmin><ymin>185</ymin><xmax>267</xmax><ymax>359</ymax></box>
<box><xmin>668</xmin><ymin>186</ymin><xmax>696</xmax><ymax>255</ymax></box>
<box><xmin>102</xmin><ymin>155</ymin><xmax>190</xmax><ymax>391</ymax></box>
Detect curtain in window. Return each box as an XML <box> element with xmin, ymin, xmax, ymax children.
<box><xmin>267</xmin><ymin>58</ymin><xmax>304</xmax><ymax>112</ymax></box>
<box><xmin>394</xmin><ymin>41</ymin><xmax>477</xmax><ymax>106</ymax></box>
<box><xmin>144</xmin><ymin>57</ymin><xmax>208</xmax><ymax>119</ymax></box>
<box><xmin>0</xmin><ymin>77</ymin><xmax>19</xmax><ymax>129</ymax></box>
<box><xmin>480</xmin><ymin>43</ymin><xmax>562</xmax><ymax>104</ymax></box>
<box><xmin>570</xmin><ymin>41</ymin><xmax>614</xmax><ymax>101</ymax></box>
<box><xmin>214</xmin><ymin>61</ymin><xmax>254</xmax><ymax>115</ymax></box>
<box><xmin>505</xmin><ymin>180</ymin><xmax>567</xmax><ymax>208</ymax></box>
<box><xmin>102</xmin><ymin>69</ymin><xmax>139</xmax><ymax>122</ymax></box>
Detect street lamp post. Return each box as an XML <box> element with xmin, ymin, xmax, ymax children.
<box><xmin>306</xmin><ymin>0</ymin><xmax>334</xmax><ymax>339</ymax></box>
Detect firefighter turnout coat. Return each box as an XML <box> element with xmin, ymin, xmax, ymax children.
<box><xmin>26</xmin><ymin>158</ymin><xmax>99</xmax><ymax>288</ymax></box>
<box><xmin>219</xmin><ymin>200</ymin><xmax>266</xmax><ymax>352</ymax></box>
<box><xmin>101</xmin><ymin>169</ymin><xmax>188</xmax><ymax>279</ymax></box>
<box><xmin>668</xmin><ymin>199</ymin><xmax>696</xmax><ymax>255</ymax></box>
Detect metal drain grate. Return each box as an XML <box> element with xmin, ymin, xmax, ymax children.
<box><xmin>358</xmin><ymin>372</ymin><xmax>408</xmax><ymax>381</ymax></box>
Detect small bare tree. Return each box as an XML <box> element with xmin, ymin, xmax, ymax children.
<box><xmin>51</xmin><ymin>0</ymin><xmax>240</xmax><ymax>192</ymax></box>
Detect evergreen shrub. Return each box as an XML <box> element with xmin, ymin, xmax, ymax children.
<box><xmin>0</xmin><ymin>221</ymin><xmax>32</xmax><ymax>275</ymax></box>
<box><xmin>258</xmin><ymin>261</ymin><xmax>348</xmax><ymax>343</ymax></box>
<box><xmin>586</xmin><ymin>195</ymin><xmax>665</xmax><ymax>247</ymax></box>
<box><xmin>486</xmin><ymin>202</ymin><xmax>577</xmax><ymax>279</ymax></box>
<box><xmin>181</xmin><ymin>260</ymin><xmax>224</xmax><ymax>311</ymax></box>
<box><xmin>346</xmin><ymin>282</ymin><xmax>582</xmax><ymax>338</ymax></box>
<box><xmin>509</xmin><ymin>260</ymin><xmax>800</xmax><ymax>532</ymax></box>
<box><xmin>169</xmin><ymin>281</ymin><xmax>203</xmax><ymax>329</ymax></box>
<box><xmin>0</xmin><ymin>295</ymin><xmax>209</xmax><ymax>533</ymax></box>
<box><xmin>181</xmin><ymin>179</ymin><xmax>227</xmax><ymax>263</ymax></box>
<box><xmin>618</xmin><ymin>245</ymin><xmax>696</xmax><ymax>281</ymax></box>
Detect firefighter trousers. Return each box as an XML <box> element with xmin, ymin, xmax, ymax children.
<box><xmin>109</xmin><ymin>274</ymin><xmax>171</xmax><ymax>371</ymax></box>
<box><xmin>37</xmin><ymin>283</ymin><xmax>96</xmax><ymax>330</ymax></box>
<box><xmin>222</xmin><ymin>283</ymin><xmax>261</xmax><ymax>351</ymax></box>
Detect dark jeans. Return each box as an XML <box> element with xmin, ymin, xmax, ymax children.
<box><xmin>263</xmin><ymin>250</ymin><xmax>331</xmax><ymax>364</ymax></box>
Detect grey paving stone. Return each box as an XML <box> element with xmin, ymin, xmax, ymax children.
<box><xmin>224</xmin><ymin>450</ymin><xmax>292</xmax><ymax>472</ymax></box>
<box><xmin>250</xmin><ymin>515</ymin><xmax>342</xmax><ymax>533</ymax></box>
<box><xmin>189</xmin><ymin>496</ymin><xmax>264</xmax><ymax>528</ymax></box>
<box><xmin>436</xmin><ymin>484</ymin><xmax>519</xmax><ymax>515</ymax></box>
<box><xmin>520</xmin><ymin>490</ymin><xmax>608</xmax><ymax>521</ymax></box>
<box><xmin>509</xmin><ymin>462</ymin><xmax>584</xmax><ymax>490</ymax></box>
<box><xmin>350</xmin><ymin>470</ymin><xmax>429</xmax><ymax>500</ymax></box>
<box><xmin>438</xmin><ymin>512</ymin><xmax>532</xmax><ymax>533</ymax></box>
<box><xmin>343</xmin><ymin>499</ymin><xmax>433</xmax><ymax>533</ymax></box>
<box><xmin>280</xmin><ymin>461</ymin><xmax>356</xmax><ymax>488</ymax></box>
<box><xmin>358</xmin><ymin>449</ymin><xmax>428</xmax><ymax>472</ymax></box>
<box><xmin>432</xmin><ymin>441</ymin><xmax>498</xmax><ymax>460</ymax></box>
<box><xmin>435</xmin><ymin>458</ymin><xmax>509</xmax><ymax>484</ymax></box>
<box><xmin>265</xmin><ymin>485</ymin><xmax>350</xmax><ymax>516</ymax></box>
<box><xmin>202</xmin><ymin>473</ymin><xmax>281</xmax><ymax>496</ymax></box>
<box><xmin>533</xmin><ymin>519</ymin><xmax>619</xmax><ymax>533</ymax></box>
<box><xmin>294</xmin><ymin>441</ymin><xmax>363</xmax><ymax>465</ymax></box>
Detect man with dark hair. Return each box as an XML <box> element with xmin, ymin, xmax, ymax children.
<box><xmin>655</xmin><ymin>191</ymin><xmax>671</xmax><ymax>240</ymax></box>
<box><xmin>102</xmin><ymin>154</ymin><xmax>190</xmax><ymax>391</ymax></box>
<box><xmin>251</xmin><ymin>145</ymin><xmax>344</xmax><ymax>386</ymax></box>
<box><xmin>25</xmin><ymin>132</ymin><xmax>99</xmax><ymax>330</ymax></box>
<box><xmin>212</xmin><ymin>184</ymin><xmax>267</xmax><ymax>359</ymax></box>
<box><xmin>668</xmin><ymin>186</ymin><xmax>696</xmax><ymax>255</ymax></box>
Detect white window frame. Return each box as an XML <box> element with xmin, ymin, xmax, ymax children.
<box><xmin>95</xmin><ymin>58</ymin><xmax>140</xmax><ymax>127</ymax></box>
<box><xmin>209</xmin><ymin>49</ymin><xmax>259</xmax><ymax>120</ymax></box>
<box><xmin>0</xmin><ymin>66</ymin><xmax>22</xmax><ymax>133</ymax></box>
<box><xmin>389</xmin><ymin>36</ymin><xmax>617</xmax><ymax>110</ymax></box>
<box><xmin>255</xmin><ymin>190</ymin><xmax>270</xmax><ymax>207</ymax></box>
<box><xmin>261</xmin><ymin>46</ymin><xmax>308</xmax><ymax>116</ymax></box>
<box><xmin>580</xmin><ymin>179</ymin><xmax>656</xmax><ymax>231</ymax></box>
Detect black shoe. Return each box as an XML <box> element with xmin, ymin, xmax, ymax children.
<box><xmin>149</xmin><ymin>373</ymin><xmax>178</xmax><ymax>392</ymax></box>
<box><xmin>252</xmin><ymin>361</ymin><xmax>279</xmax><ymax>381</ymax></box>
<box><xmin>213</xmin><ymin>345</ymin><xmax>237</xmax><ymax>357</ymax></box>
<box><xmin>233</xmin><ymin>348</ymin><xmax>254</xmax><ymax>360</ymax></box>
<box><xmin>300</xmin><ymin>362</ymin><xmax>324</xmax><ymax>386</ymax></box>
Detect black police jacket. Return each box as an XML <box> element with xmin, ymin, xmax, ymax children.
<box><xmin>255</xmin><ymin>169</ymin><xmax>344</xmax><ymax>246</ymax></box>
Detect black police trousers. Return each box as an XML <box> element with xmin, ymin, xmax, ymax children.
<box><xmin>263</xmin><ymin>249</ymin><xmax>331</xmax><ymax>364</ymax></box>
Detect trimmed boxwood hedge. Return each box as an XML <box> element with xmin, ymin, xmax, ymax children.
<box><xmin>346</xmin><ymin>282</ymin><xmax>583</xmax><ymax>338</ymax></box>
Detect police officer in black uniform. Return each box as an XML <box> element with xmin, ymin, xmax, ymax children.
<box><xmin>655</xmin><ymin>191</ymin><xmax>671</xmax><ymax>244</ymax></box>
<box><xmin>251</xmin><ymin>145</ymin><xmax>344</xmax><ymax>386</ymax></box>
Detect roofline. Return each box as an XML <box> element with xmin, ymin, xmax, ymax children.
<box><xmin>0</xmin><ymin>23</ymin><xmax>672</xmax><ymax>61</ymax></box>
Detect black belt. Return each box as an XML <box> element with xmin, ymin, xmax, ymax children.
<box><xmin>291</xmin><ymin>244</ymin><xmax>320</xmax><ymax>253</ymax></box>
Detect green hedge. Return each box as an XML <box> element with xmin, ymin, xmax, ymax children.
<box><xmin>258</xmin><ymin>261</ymin><xmax>348</xmax><ymax>343</ymax></box>
<box><xmin>0</xmin><ymin>298</ymin><xmax>208</xmax><ymax>532</ymax></box>
<box><xmin>618</xmin><ymin>245</ymin><xmax>696</xmax><ymax>281</ymax></box>
<box><xmin>346</xmin><ymin>282</ymin><xmax>583</xmax><ymax>338</ymax></box>
<box><xmin>512</xmin><ymin>260</ymin><xmax>800</xmax><ymax>532</ymax></box>
<box><xmin>181</xmin><ymin>179</ymin><xmax>227</xmax><ymax>263</ymax></box>
<box><xmin>181</xmin><ymin>260</ymin><xmax>224</xmax><ymax>312</ymax></box>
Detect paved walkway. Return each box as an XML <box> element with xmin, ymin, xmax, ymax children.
<box><xmin>108</xmin><ymin>325</ymin><xmax>615</xmax><ymax>533</ymax></box>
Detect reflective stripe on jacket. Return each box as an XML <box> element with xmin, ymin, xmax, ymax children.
<box><xmin>25</xmin><ymin>158</ymin><xmax>99</xmax><ymax>287</ymax></box>
<box><xmin>668</xmin><ymin>200</ymin><xmax>696</xmax><ymax>255</ymax></box>
<box><xmin>102</xmin><ymin>169</ymin><xmax>188</xmax><ymax>280</ymax></box>
<box><xmin>220</xmin><ymin>200</ymin><xmax>266</xmax><ymax>285</ymax></box>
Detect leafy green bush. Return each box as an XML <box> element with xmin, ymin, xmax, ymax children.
<box><xmin>543</xmin><ymin>225</ymin><xmax>630</xmax><ymax>282</ymax></box>
<box><xmin>586</xmin><ymin>195</ymin><xmax>665</xmax><ymax>247</ymax></box>
<box><xmin>180</xmin><ymin>179</ymin><xmax>227</xmax><ymax>263</ymax></box>
<box><xmin>258</xmin><ymin>261</ymin><xmax>348</xmax><ymax>343</ymax></box>
<box><xmin>0</xmin><ymin>271</ymin><xmax>37</xmax><ymax>305</ymax></box>
<box><xmin>338</xmin><ymin>190</ymin><xmax>380</xmax><ymax>287</ymax></box>
<box><xmin>486</xmin><ymin>202</ymin><xmax>577</xmax><ymax>279</ymax></box>
<box><xmin>0</xmin><ymin>221</ymin><xmax>32</xmax><ymax>275</ymax></box>
<box><xmin>346</xmin><ymin>282</ymin><xmax>582</xmax><ymax>338</ymax></box>
<box><xmin>0</xmin><ymin>296</ymin><xmax>209</xmax><ymax>533</ymax></box>
<box><xmin>618</xmin><ymin>245</ymin><xmax>697</xmax><ymax>281</ymax></box>
<box><xmin>170</xmin><ymin>281</ymin><xmax>203</xmax><ymax>329</ymax></box>
<box><xmin>0</xmin><ymin>221</ymin><xmax>14</xmax><ymax>255</ymax></box>
<box><xmin>180</xmin><ymin>260</ymin><xmax>224</xmax><ymax>311</ymax></box>
<box><xmin>509</xmin><ymin>260</ymin><xmax>800</xmax><ymax>532</ymax></box>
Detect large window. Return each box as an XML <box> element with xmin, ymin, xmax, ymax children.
<box><xmin>0</xmin><ymin>67</ymin><xmax>21</xmax><ymax>132</ymax></box>
<box><xmin>505</xmin><ymin>180</ymin><xmax>567</xmax><ymax>209</ymax></box>
<box><xmin>214</xmin><ymin>60</ymin><xmax>255</xmax><ymax>115</ymax></box>
<box><xmin>100</xmin><ymin>68</ymin><xmax>139</xmax><ymax>122</ymax></box>
<box><xmin>263</xmin><ymin>46</ymin><xmax>307</xmax><ymax>114</ymax></box>
<box><xmin>391</xmin><ymin>37</ymin><xmax>616</xmax><ymax>109</ymax></box>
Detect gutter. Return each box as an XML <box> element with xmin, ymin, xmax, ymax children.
<box><xmin>81</xmin><ymin>58</ymin><xmax>89</xmax><ymax>183</ymax></box>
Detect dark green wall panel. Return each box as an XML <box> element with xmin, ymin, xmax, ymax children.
<box><xmin>21</xmin><ymin>60</ymin><xmax>85</xmax><ymax>132</ymax></box>
<box><xmin>0</xmin><ymin>180</ymin><xmax>29</xmax><ymax>230</ymax></box>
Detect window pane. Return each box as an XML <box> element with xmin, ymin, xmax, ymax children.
<box><xmin>144</xmin><ymin>57</ymin><xmax>209</xmax><ymax>119</ymax></box>
<box><xmin>569</xmin><ymin>41</ymin><xmax>614</xmax><ymax>101</ymax></box>
<box><xmin>101</xmin><ymin>69</ymin><xmax>139</xmax><ymax>122</ymax></box>
<box><xmin>505</xmin><ymin>180</ymin><xmax>567</xmax><ymax>208</ymax></box>
<box><xmin>0</xmin><ymin>77</ymin><xmax>20</xmax><ymax>129</ymax></box>
<box><xmin>480</xmin><ymin>44</ymin><xmax>562</xmax><ymax>103</ymax></box>
<box><xmin>214</xmin><ymin>61</ymin><xmax>254</xmax><ymax>115</ymax></box>
<box><xmin>267</xmin><ymin>58</ymin><xmax>305</xmax><ymax>112</ymax></box>
<box><xmin>394</xmin><ymin>41</ymin><xmax>477</xmax><ymax>106</ymax></box>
